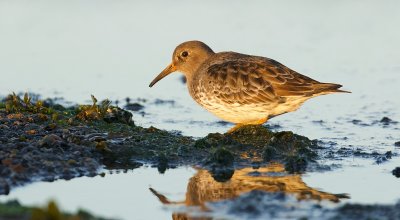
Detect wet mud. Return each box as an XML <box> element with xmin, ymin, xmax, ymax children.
<box><xmin>0</xmin><ymin>93</ymin><xmax>327</xmax><ymax>195</ymax></box>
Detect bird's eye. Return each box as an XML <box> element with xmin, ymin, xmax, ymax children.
<box><xmin>181</xmin><ymin>51</ymin><xmax>189</xmax><ymax>57</ymax></box>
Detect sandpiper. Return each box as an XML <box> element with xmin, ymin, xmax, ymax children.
<box><xmin>149</xmin><ymin>41</ymin><xmax>348</xmax><ymax>131</ymax></box>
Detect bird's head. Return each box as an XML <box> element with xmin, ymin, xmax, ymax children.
<box><xmin>149</xmin><ymin>41</ymin><xmax>214</xmax><ymax>87</ymax></box>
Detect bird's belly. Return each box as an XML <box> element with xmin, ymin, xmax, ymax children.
<box><xmin>195</xmin><ymin>98</ymin><xmax>275</xmax><ymax>124</ymax></box>
<box><xmin>193</xmin><ymin>96</ymin><xmax>310</xmax><ymax>124</ymax></box>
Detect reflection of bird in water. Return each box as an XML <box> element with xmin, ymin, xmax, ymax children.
<box><xmin>150</xmin><ymin>163</ymin><xmax>349</xmax><ymax>220</ymax></box>
<box><xmin>149</xmin><ymin>41</ymin><xmax>349</xmax><ymax>132</ymax></box>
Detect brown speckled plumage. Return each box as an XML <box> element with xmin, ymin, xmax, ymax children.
<box><xmin>150</xmin><ymin>41</ymin><xmax>348</xmax><ymax>126</ymax></box>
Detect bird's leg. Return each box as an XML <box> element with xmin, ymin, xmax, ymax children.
<box><xmin>226</xmin><ymin>118</ymin><xmax>268</xmax><ymax>134</ymax></box>
<box><xmin>227</xmin><ymin>124</ymin><xmax>244</xmax><ymax>133</ymax></box>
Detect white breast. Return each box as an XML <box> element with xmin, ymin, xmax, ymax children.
<box><xmin>193</xmin><ymin>94</ymin><xmax>310</xmax><ymax>124</ymax></box>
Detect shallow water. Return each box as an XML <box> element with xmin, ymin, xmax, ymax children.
<box><xmin>0</xmin><ymin>167</ymin><xmax>194</xmax><ymax>220</ymax></box>
<box><xmin>1</xmin><ymin>0</ymin><xmax>400</xmax><ymax>219</ymax></box>
<box><xmin>1</xmin><ymin>158</ymin><xmax>399</xmax><ymax>219</ymax></box>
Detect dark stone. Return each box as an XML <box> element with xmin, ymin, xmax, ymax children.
<box><xmin>385</xmin><ymin>151</ymin><xmax>392</xmax><ymax>159</ymax></box>
<box><xmin>392</xmin><ymin>167</ymin><xmax>400</xmax><ymax>178</ymax></box>
<box><xmin>0</xmin><ymin>179</ymin><xmax>10</xmax><ymax>195</ymax></box>
<box><xmin>39</xmin><ymin>134</ymin><xmax>63</xmax><ymax>147</ymax></box>
<box><xmin>208</xmin><ymin>148</ymin><xmax>234</xmax><ymax>166</ymax></box>
<box><xmin>262</xmin><ymin>145</ymin><xmax>278</xmax><ymax>162</ymax></box>
<box><xmin>103</xmin><ymin>106</ymin><xmax>134</xmax><ymax>125</ymax></box>
<box><xmin>157</xmin><ymin>154</ymin><xmax>169</xmax><ymax>174</ymax></box>
<box><xmin>375</xmin><ymin>151</ymin><xmax>392</xmax><ymax>164</ymax></box>
<box><xmin>154</xmin><ymin>99</ymin><xmax>175</xmax><ymax>105</ymax></box>
<box><xmin>380</xmin><ymin>117</ymin><xmax>397</xmax><ymax>125</ymax></box>
<box><xmin>195</xmin><ymin>133</ymin><xmax>231</xmax><ymax>149</ymax></box>
<box><xmin>124</xmin><ymin>103</ymin><xmax>144</xmax><ymax>112</ymax></box>
<box><xmin>284</xmin><ymin>156</ymin><xmax>308</xmax><ymax>173</ymax></box>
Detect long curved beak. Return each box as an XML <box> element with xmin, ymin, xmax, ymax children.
<box><xmin>149</xmin><ymin>63</ymin><xmax>177</xmax><ymax>87</ymax></box>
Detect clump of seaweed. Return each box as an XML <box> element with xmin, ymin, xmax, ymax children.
<box><xmin>194</xmin><ymin>125</ymin><xmax>319</xmax><ymax>174</ymax></box>
<box><xmin>2</xmin><ymin>92</ymin><xmax>53</xmax><ymax>114</ymax></box>
<box><xmin>76</xmin><ymin>95</ymin><xmax>111</xmax><ymax>121</ymax></box>
<box><xmin>0</xmin><ymin>93</ymin><xmax>133</xmax><ymax>125</ymax></box>
<box><xmin>207</xmin><ymin>147</ymin><xmax>234</xmax><ymax>166</ymax></box>
<box><xmin>0</xmin><ymin>200</ymin><xmax>107</xmax><ymax>220</ymax></box>
<box><xmin>75</xmin><ymin>95</ymin><xmax>133</xmax><ymax>125</ymax></box>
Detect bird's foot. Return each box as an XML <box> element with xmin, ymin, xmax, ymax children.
<box><xmin>226</xmin><ymin>118</ymin><xmax>268</xmax><ymax>134</ymax></box>
<box><xmin>227</xmin><ymin>124</ymin><xmax>244</xmax><ymax>133</ymax></box>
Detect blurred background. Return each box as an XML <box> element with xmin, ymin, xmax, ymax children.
<box><xmin>0</xmin><ymin>0</ymin><xmax>399</xmax><ymax>101</ymax></box>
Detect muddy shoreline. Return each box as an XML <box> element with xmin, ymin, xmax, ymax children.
<box><xmin>0</xmin><ymin>93</ymin><xmax>326</xmax><ymax>194</ymax></box>
<box><xmin>0</xmin><ymin>93</ymin><xmax>399</xmax><ymax>219</ymax></box>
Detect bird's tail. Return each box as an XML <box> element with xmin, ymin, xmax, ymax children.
<box><xmin>314</xmin><ymin>83</ymin><xmax>351</xmax><ymax>95</ymax></box>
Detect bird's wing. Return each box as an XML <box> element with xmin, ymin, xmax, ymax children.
<box><xmin>253</xmin><ymin>58</ymin><xmax>322</xmax><ymax>96</ymax></box>
<box><xmin>203</xmin><ymin>57</ymin><xmax>336</xmax><ymax>103</ymax></box>
<box><xmin>201</xmin><ymin>60</ymin><xmax>283</xmax><ymax>105</ymax></box>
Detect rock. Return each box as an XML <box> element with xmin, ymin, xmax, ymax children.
<box><xmin>34</xmin><ymin>113</ymin><xmax>49</xmax><ymax>122</ymax></box>
<box><xmin>157</xmin><ymin>154</ymin><xmax>168</xmax><ymax>174</ymax></box>
<box><xmin>0</xmin><ymin>124</ymin><xmax>9</xmax><ymax>129</ymax></box>
<box><xmin>39</xmin><ymin>134</ymin><xmax>63</xmax><ymax>147</ymax></box>
<box><xmin>392</xmin><ymin>167</ymin><xmax>400</xmax><ymax>178</ymax></box>
<box><xmin>207</xmin><ymin>148</ymin><xmax>234</xmax><ymax>167</ymax></box>
<box><xmin>84</xmin><ymin>133</ymin><xmax>107</xmax><ymax>142</ymax></box>
<box><xmin>194</xmin><ymin>133</ymin><xmax>229</xmax><ymax>149</ymax></box>
<box><xmin>262</xmin><ymin>145</ymin><xmax>278</xmax><ymax>162</ymax></box>
<box><xmin>44</xmin><ymin>123</ymin><xmax>57</xmax><ymax>131</ymax></box>
<box><xmin>380</xmin><ymin>117</ymin><xmax>397</xmax><ymax>125</ymax></box>
<box><xmin>375</xmin><ymin>151</ymin><xmax>392</xmax><ymax>164</ymax></box>
<box><xmin>25</xmin><ymin>129</ymin><xmax>37</xmax><ymax>135</ymax></box>
<box><xmin>154</xmin><ymin>99</ymin><xmax>175</xmax><ymax>105</ymax></box>
<box><xmin>95</xmin><ymin>141</ymin><xmax>111</xmax><ymax>152</ymax></box>
<box><xmin>395</xmin><ymin>141</ymin><xmax>400</xmax><ymax>147</ymax></box>
<box><xmin>124</xmin><ymin>103</ymin><xmax>144</xmax><ymax>112</ymax></box>
<box><xmin>285</xmin><ymin>156</ymin><xmax>308</xmax><ymax>173</ymax></box>
<box><xmin>103</xmin><ymin>106</ymin><xmax>134</xmax><ymax>125</ymax></box>
<box><xmin>7</xmin><ymin>113</ymin><xmax>24</xmax><ymax>120</ymax></box>
<box><xmin>0</xmin><ymin>179</ymin><xmax>10</xmax><ymax>195</ymax></box>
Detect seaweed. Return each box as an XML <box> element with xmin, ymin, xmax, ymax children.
<box><xmin>0</xmin><ymin>200</ymin><xmax>109</xmax><ymax>220</ymax></box>
<box><xmin>75</xmin><ymin>95</ymin><xmax>133</xmax><ymax>125</ymax></box>
<box><xmin>3</xmin><ymin>92</ymin><xmax>53</xmax><ymax>114</ymax></box>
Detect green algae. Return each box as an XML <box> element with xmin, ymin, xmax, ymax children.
<box><xmin>74</xmin><ymin>95</ymin><xmax>133</xmax><ymax>125</ymax></box>
<box><xmin>0</xmin><ymin>200</ymin><xmax>109</xmax><ymax>220</ymax></box>
<box><xmin>75</xmin><ymin>95</ymin><xmax>110</xmax><ymax>121</ymax></box>
<box><xmin>227</xmin><ymin>125</ymin><xmax>274</xmax><ymax>146</ymax></box>
<box><xmin>3</xmin><ymin>92</ymin><xmax>54</xmax><ymax>115</ymax></box>
<box><xmin>0</xmin><ymin>200</ymin><xmax>30</xmax><ymax>218</ymax></box>
<box><xmin>207</xmin><ymin>147</ymin><xmax>234</xmax><ymax>166</ymax></box>
<box><xmin>193</xmin><ymin>125</ymin><xmax>319</xmax><ymax>173</ymax></box>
